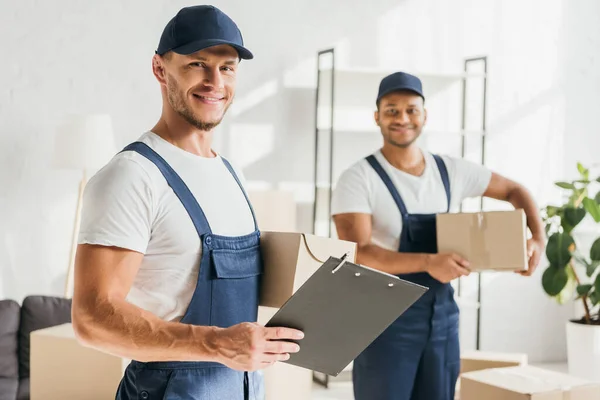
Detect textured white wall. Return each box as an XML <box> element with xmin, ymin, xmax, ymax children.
<box><xmin>1</xmin><ymin>0</ymin><xmax>598</xmax><ymax>364</ymax></box>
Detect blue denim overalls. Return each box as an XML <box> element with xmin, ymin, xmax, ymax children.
<box><xmin>115</xmin><ymin>142</ymin><xmax>264</xmax><ymax>400</ymax></box>
<box><xmin>353</xmin><ymin>154</ymin><xmax>460</xmax><ymax>400</ymax></box>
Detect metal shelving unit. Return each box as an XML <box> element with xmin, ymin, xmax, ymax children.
<box><xmin>311</xmin><ymin>48</ymin><xmax>489</xmax><ymax>388</ymax></box>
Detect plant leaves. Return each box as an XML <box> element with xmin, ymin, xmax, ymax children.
<box><xmin>590</xmin><ymin>291</ymin><xmax>600</xmax><ymax>306</ymax></box>
<box><xmin>587</xmin><ymin>260</ymin><xmax>600</xmax><ymax>278</ymax></box>
<box><xmin>568</xmin><ymin>188</ymin><xmax>588</xmax><ymax>208</ymax></box>
<box><xmin>546</xmin><ymin>205</ymin><xmax>562</xmax><ymax>218</ymax></box>
<box><xmin>577</xmin><ymin>163</ymin><xmax>589</xmax><ymax>180</ymax></box>
<box><xmin>591</xmin><ymin>238</ymin><xmax>600</xmax><ymax>262</ymax></box>
<box><xmin>595</xmin><ymin>274</ymin><xmax>600</xmax><ymax>299</ymax></box>
<box><xmin>542</xmin><ymin>265</ymin><xmax>569</xmax><ymax>296</ymax></box>
<box><xmin>583</xmin><ymin>198</ymin><xmax>600</xmax><ymax>223</ymax></box>
<box><xmin>546</xmin><ymin>232</ymin><xmax>574</xmax><ymax>265</ymax></box>
<box><xmin>595</xmin><ymin>191</ymin><xmax>600</xmax><ymax>205</ymax></box>
<box><xmin>577</xmin><ymin>284</ymin><xmax>593</xmax><ymax>297</ymax></box>
<box><xmin>556</xmin><ymin>182</ymin><xmax>576</xmax><ymax>190</ymax></box>
<box><xmin>564</xmin><ymin>207</ymin><xmax>586</xmax><ymax>230</ymax></box>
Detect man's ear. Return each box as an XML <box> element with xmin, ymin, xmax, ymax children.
<box><xmin>374</xmin><ymin>110</ymin><xmax>380</xmax><ymax>127</ymax></box>
<box><xmin>152</xmin><ymin>54</ymin><xmax>168</xmax><ymax>85</ymax></box>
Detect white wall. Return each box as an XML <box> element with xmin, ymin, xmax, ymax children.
<box><xmin>1</xmin><ymin>0</ymin><xmax>599</xmax><ymax>363</ymax></box>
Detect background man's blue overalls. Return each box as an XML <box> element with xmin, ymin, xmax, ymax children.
<box><xmin>353</xmin><ymin>154</ymin><xmax>460</xmax><ymax>400</ymax></box>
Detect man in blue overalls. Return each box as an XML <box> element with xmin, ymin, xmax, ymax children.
<box><xmin>71</xmin><ymin>5</ymin><xmax>303</xmax><ymax>400</ymax></box>
<box><xmin>331</xmin><ymin>72</ymin><xmax>546</xmax><ymax>400</ymax></box>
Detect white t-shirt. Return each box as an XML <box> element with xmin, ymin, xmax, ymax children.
<box><xmin>78</xmin><ymin>131</ymin><xmax>256</xmax><ymax>322</ymax></box>
<box><xmin>331</xmin><ymin>150</ymin><xmax>492</xmax><ymax>251</ymax></box>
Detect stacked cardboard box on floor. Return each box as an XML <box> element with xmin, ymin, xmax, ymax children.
<box><xmin>30</xmin><ymin>323</ymin><xmax>127</xmax><ymax>400</ymax></box>
<box><xmin>456</xmin><ymin>351</ymin><xmax>528</xmax><ymax>399</ymax></box>
<box><xmin>461</xmin><ymin>350</ymin><xmax>528</xmax><ymax>374</ymax></box>
<box><xmin>461</xmin><ymin>365</ymin><xmax>600</xmax><ymax>399</ymax></box>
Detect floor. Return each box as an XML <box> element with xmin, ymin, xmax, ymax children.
<box><xmin>309</xmin><ymin>362</ymin><xmax>569</xmax><ymax>399</ymax></box>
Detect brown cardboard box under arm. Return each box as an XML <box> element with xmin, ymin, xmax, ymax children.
<box><xmin>461</xmin><ymin>366</ymin><xmax>600</xmax><ymax>400</ymax></box>
<box><xmin>461</xmin><ymin>350</ymin><xmax>528</xmax><ymax>374</ymax></box>
<box><xmin>436</xmin><ymin>209</ymin><xmax>528</xmax><ymax>271</ymax></box>
<box><xmin>259</xmin><ymin>231</ymin><xmax>357</xmax><ymax>308</ymax></box>
<box><xmin>30</xmin><ymin>323</ymin><xmax>127</xmax><ymax>400</ymax></box>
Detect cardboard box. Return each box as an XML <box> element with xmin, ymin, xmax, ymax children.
<box><xmin>30</xmin><ymin>323</ymin><xmax>128</xmax><ymax>400</ymax></box>
<box><xmin>257</xmin><ymin>307</ymin><xmax>313</xmax><ymax>400</ymax></box>
<box><xmin>461</xmin><ymin>350</ymin><xmax>528</xmax><ymax>374</ymax></box>
<box><xmin>259</xmin><ymin>231</ymin><xmax>357</xmax><ymax>308</ymax></box>
<box><xmin>436</xmin><ymin>209</ymin><xmax>528</xmax><ymax>271</ymax></box>
<box><xmin>248</xmin><ymin>189</ymin><xmax>297</xmax><ymax>232</ymax></box>
<box><xmin>461</xmin><ymin>366</ymin><xmax>600</xmax><ymax>400</ymax></box>
<box><xmin>248</xmin><ymin>190</ymin><xmax>315</xmax><ymax>399</ymax></box>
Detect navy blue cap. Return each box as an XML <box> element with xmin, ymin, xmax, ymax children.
<box><xmin>156</xmin><ymin>5</ymin><xmax>253</xmax><ymax>60</ymax></box>
<box><xmin>376</xmin><ymin>72</ymin><xmax>424</xmax><ymax>104</ymax></box>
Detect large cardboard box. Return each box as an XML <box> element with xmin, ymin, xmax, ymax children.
<box><xmin>436</xmin><ymin>209</ymin><xmax>528</xmax><ymax>271</ymax></box>
<box><xmin>260</xmin><ymin>231</ymin><xmax>357</xmax><ymax>308</ymax></box>
<box><xmin>461</xmin><ymin>366</ymin><xmax>600</xmax><ymax>400</ymax></box>
<box><xmin>30</xmin><ymin>323</ymin><xmax>127</xmax><ymax>400</ymax></box>
<box><xmin>461</xmin><ymin>350</ymin><xmax>528</xmax><ymax>374</ymax></box>
<box><xmin>248</xmin><ymin>189</ymin><xmax>324</xmax><ymax>400</ymax></box>
<box><xmin>248</xmin><ymin>189</ymin><xmax>297</xmax><ymax>233</ymax></box>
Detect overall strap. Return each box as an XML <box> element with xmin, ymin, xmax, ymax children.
<box><xmin>366</xmin><ymin>155</ymin><xmax>409</xmax><ymax>217</ymax></box>
<box><xmin>121</xmin><ymin>142</ymin><xmax>212</xmax><ymax>236</ymax></box>
<box><xmin>432</xmin><ymin>154</ymin><xmax>451</xmax><ymax>212</ymax></box>
<box><xmin>220</xmin><ymin>157</ymin><xmax>259</xmax><ymax>231</ymax></box>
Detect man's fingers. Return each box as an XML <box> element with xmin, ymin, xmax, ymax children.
<box><xmin>264</xmin><ymin>340</ymin><xmax>301</xmax><ymax>355</ymax></box>
<box><xmin>264</xmin><ymin>327</ymin><xmax>304</xmax><ymax>341</ymax></box>
<box><xmin>452</xmin><ymin>262</ymin><xmax>471</xmax><ymax>277</ymax></box>
<box><xmin>529</xmin><ymin>250</ymin><xmax>540</xmax><ymax>270</ymax></box>
<box><xmin>451</xmin><ymin>253</ymin><xmax>470</xmax><ymax>269</ymax></box>
<box><xmin>260</xmin><ymin>352</ymin><xmax>291</xmax><ymax>364</ymax></box>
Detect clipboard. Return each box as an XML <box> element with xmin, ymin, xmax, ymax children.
<box><xmin>265</xmin><ymin>254</ymin><xmax>428</xmax><ymax>376</ymax></box>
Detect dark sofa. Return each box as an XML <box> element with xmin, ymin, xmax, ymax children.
<box><xmin>0</xmin><ymin>296</ymin><xmax>72</xmax><ymax>400</ymax></box>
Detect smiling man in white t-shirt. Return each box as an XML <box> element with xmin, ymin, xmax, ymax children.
<box><xmin>331</xmin><ymin>71</ymin><xmax>545</xmax><ymax>400</ymax></box>
<box><xmin>70</xmin><ymin>5</ymin><xmax>302</xmax><ymax>400</ymax></box>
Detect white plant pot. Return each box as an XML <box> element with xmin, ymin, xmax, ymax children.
<box><xmin>566</xmin><ymin>320</ymin><xmax>600</xmax><ymax>382</ymax></box>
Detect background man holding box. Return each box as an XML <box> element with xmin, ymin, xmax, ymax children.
<box><xmin>331</xmin><ymin>71</ymin><xmax>546</xmax><ymax>400</ymax></box>
<box><xmin>70</xmin><ymin>5</ymin><xmax>302</xmax><ymax>400</ymax></box>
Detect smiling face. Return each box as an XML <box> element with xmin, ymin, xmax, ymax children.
<box><xmin>375</xmin><ymin>91</ymin><xmax>427</xmax><ymax>149</ymax></box>
<box><xmin>155</xmin><ymin>45</ymin><xmax>239</xmax><ymax>131</ymax></box>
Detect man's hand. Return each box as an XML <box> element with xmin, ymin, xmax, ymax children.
<box><xmin>210</xmin><ymin>322</ymin><xmax>304</xmax><ymax>371</ymax></box>
<box><xmin>425</xmin><ymin>253</ymin><xmax>471</xmax><ymax>283</ymax></box>
<box><xmin>518</xmin><ymin>237</ymin><xmax>545</xmax><ymax>276</ymax></box>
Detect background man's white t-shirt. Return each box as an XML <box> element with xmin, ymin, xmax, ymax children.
<box><xmin>78</xmin><ymin>131</ymin><xmax>256</xmax><ymax>322</ymax></box>
<box><xmin>331</xmin><ymin>150</ymin><xmax>492</xmax><ymax>251</ymax></box>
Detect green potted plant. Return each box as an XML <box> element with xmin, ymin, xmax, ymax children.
<box><xmin>541</xmin><ymin>162</ymin><xmax>600</xmax><ymax>381</ymax></box>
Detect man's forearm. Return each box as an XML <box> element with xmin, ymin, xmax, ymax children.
<box><xmin>357</xmin><ymin>243</ymin><xmax>431</xmax><ymax>275</ymax></box>
<box><xmin>507</xmin><ymin>185</ymin><xmax>545</xmax><ymax>241</ymax></box>
<box><xmin>73</xmin><ymin>296</ymin><xmax>218</xmax><ymax>363</ymax></box>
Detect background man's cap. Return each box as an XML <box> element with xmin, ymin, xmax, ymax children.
<box><xmin>156</xmin><ymin>5</ymin><xmax>253</xmax><ymax>60</ymax></box>
<box><xmin>376</xmin><ymin>72</ymin><xmax>424</xmax><ymax>104</ymax></box>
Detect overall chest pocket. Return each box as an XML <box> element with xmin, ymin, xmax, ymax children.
<box><xmin>210</xmin><ymin>246</ymin><xmax>263</xmax><ymax>327</ymax></box>
<box><xmin>403</xmin><ymin>214</ymin><xmax>438</xmax><ymax>254</ymax></box>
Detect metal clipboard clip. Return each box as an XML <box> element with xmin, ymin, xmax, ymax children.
<box><xmin>331</xmin><ymin>253</ymin><xmax>397</xmax><ymax>287</ymax></box>
<box><xmin>331</xmin><ymin>253</ymin><xmax>350</xmax><ymax>274</ymax></box>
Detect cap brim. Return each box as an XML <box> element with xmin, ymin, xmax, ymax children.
<box><xmin>377</xmin><ymin>86</ymin><xmax>424</xmax><ymax>103</ymax></box>
<box><xmin>171</xmin><ymin>39</ymin><xmax>253</xmax><ymax>60</ymax></box>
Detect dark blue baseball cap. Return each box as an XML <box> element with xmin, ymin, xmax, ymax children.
<box><xmin>156</xmin><ymin>5</ymin><xmax>253</xmax><ymax>60</ymax></box>
<box><xmin>376</xmin><ymin>72</ymin><xmax>424</xmax><ymax>105</ymax></box>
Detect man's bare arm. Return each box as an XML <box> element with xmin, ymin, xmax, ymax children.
<box><xmin>72</xmin><ymin>244</ymin><xmax>303</xmax><ymax>369</ymax></box>
<box><xmin>333</xmin><ymin>213</ymin><xmax>470</xmax><ymax>282</ymax></box>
